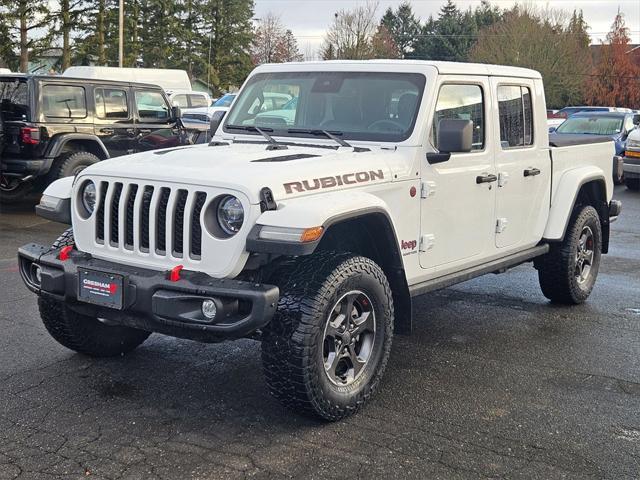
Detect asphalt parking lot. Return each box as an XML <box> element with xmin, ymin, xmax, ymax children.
<box><xmin>1</xmin><ymin>186</ymin><xmax>639</xmax><ymax>480</ymax></box>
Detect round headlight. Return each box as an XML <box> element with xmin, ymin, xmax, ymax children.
<box><xmin>217</xmin><ymin>195</ymin><xmax>244</xmax><ymax>235</ymax></box>
<box><xmin>81</xmin><ymin>181</ymin><xmax>97</xmax><ymax>215</ymax></box>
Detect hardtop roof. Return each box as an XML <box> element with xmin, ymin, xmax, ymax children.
<box><xmin>255</xmin><ymin>59</ymin><xmax>542</xmax><ymax>79</ymax></box>
<box><xmin>0</xmin><ymin>74</ymin><xmax>164</xmax><ymax>90</ymax></box>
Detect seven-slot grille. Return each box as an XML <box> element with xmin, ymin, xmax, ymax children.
<box><xmin>94</xmin><ymin>181</ymin><xmax>207</xmax><ymax>259</ymax></box>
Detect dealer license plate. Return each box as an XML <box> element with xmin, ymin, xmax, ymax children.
<box><xmin>78</xmin><ymin>269</ymin><xmax>124</xmax><ymax>310</ymax></box>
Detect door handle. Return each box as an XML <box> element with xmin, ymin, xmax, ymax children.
<box><xmin>524</xmin><ymin>167</ymin><xmax>541</xmax><ymax>177</ymax></box>
<box><xmin>100</xmin><ymin>128</ymin><xmax>114</xmax><ymax>134</ymax></box>
<box><xmin>476</xmin><ymin>173</ymin><xmax>498</xmax><ymax>184</ymax></box>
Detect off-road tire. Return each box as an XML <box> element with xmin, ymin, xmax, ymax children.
<box><xmin>52</xmin><ymin>151</ymin><xmax>100</xmax><ymax>180</ymax></box>
<box><xmin>626</xmin><ymin>177</ymin><xmax>640</xmax><ymax>191</ymax></box>
<box><xmin>38</xmin><ymin>229</ymin><xmax>150</xmax><ymax>357</ymax></box>
<box><xmin>537</xmin><ymin>205</ymin><xmax>602</xmax><ymax>304</ymax></box>
<box><xmin>50</xmin><ymin>227</ymin><xmax>75</xmax><ymax>250</ymax></box>
<box><xmin>0</xmin><ymin>175</ymin><xmax>33</xmax><ymax>204</ymax></box>
<box><xmin>261</xmin><ymin>252</ymin><xmax>394</xmax><ymax>421</ymax></box>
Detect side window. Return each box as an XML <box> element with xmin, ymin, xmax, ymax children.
<box><xmin>623</xmin><ymin>115</ymin><xmax>635</xmax><ymax>133</ymax></box>
<box><xmin>172</xmin><ymin>94</ymin><xmax>188</xmax><ymax>107</ymax></box>
<box><xmin>135</xmin><ymin>90</ymin><xmax>169</xmax><ymax>121</ymax></box>
<box><xmin>43</xmin><ymin>85</ymin><xmax>87</xmax><ymax>118</ymax></box>
<box><xmin>498</xmin><ymin>85</ymin><xmax>534</xmax><ymax>148</ymax></box>
<box><xmin>188</xmin><ymin>94</ymin><xmax>208</xmax><ymax>108</ymax></box>
<box><xmin>95</xmin><ymin>88</ymin><xmax>128</xmax><ymax>119</ymax></box>
<box><xmin>432</xmin><ymin>84</ymin><xmax>484</xmax><ymax>151</ymax></box>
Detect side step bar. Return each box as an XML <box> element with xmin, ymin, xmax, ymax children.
<box><xmin>409</xmin><ymin>244</ymin><xmax>550</xmax><ymax>297</ymax></box>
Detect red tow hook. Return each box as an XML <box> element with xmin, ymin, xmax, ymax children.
<box><xmin>168</xmin><ymin>265</ymin><xmax>184</xmax><ymax>282</ymax></box>
<box><xmin>59</xmin><ymin>245</ymin><xmax>74</xmax><ymax>261</ymax></box>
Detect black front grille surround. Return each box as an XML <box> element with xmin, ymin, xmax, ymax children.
<box><xmin>90</xmin><ymin>181</ymin><xmax>208</xmax><ymax>260</ymax></box>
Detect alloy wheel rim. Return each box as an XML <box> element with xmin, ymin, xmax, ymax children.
<box><xmin>322</xmin><ymin>290</ymin><xmax>376</xmax><ymax>386</ymax></box>
<box><xmin>0</xmin><ymin>175</ymin><xmax>21</xmax><ymax>192</ymax></box>
<box><xmin>575</xmin><ymin>226</ymin><xmax>595</xmax><ymax>284</ymax></box>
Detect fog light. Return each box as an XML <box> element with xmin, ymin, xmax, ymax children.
<box><xmin>202</xmin><ymin>299</ymin><xmax>217</xmax><ymax>320</ymax></box>
<box><xmin>31</xmin><ymin>264</ymin><xmax>42</xmax><ymax>286</ymax></box>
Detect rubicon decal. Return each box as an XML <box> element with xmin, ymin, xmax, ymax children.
<box><xmin>283</xmin><ymin>169</ymin><xmax>384</xmax><ymax>194</ymax></box>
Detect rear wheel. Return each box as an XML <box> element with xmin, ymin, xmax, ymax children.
<box><xmin>0</xmin><ymin>174</ymin><xmax>33</xmax><ymax>204</ymax></box>
<box><xmin>261</xmin><ymin>252</ymin><xmax>393</xmax><ymax>421</ymax></box>
<box><xmin>537</xmin><ymin>205</ymin><xmax>602</xmax><ymax>304</ymax></box>
<box><xmin>52</xmin><ymin>151</ymin><xmax>100</xmax><ymax>180</ymax></box>
<box><xmin>613</xmin><ymin>161</ymin><xmax>624</xmax><ymax>185</ymax></box>
<box><xmin>626</xmin><ymin>177</ymin><xmax>640</xmax><ymax>191</ymax></box>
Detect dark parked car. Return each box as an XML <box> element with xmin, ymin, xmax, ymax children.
<box><xmin>0</xmin><ymin>74</ymin><xmax>206</xmax><ymax>203</ymax></box>
<box><xmin>550</xmin><ymin>111</ymin><xmax>640</xmax><ymax>184</ymax></box>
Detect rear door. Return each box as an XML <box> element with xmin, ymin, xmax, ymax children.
<box><xmin>490</xmin><ymin>78</ymin><xmax>551</xmax><ymax>249</ymax></box>
<box><xmin>93</xmin><ymin>85</ymin><xmax>136</xmax><ymax>157</ymax></box>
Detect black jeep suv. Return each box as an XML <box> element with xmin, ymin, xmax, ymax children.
<box><xmin>0</xmin><ymin>75</ymin><xmax>206</xmax><ymax>203</ymax></box>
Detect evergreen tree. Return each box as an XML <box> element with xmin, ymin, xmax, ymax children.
<box><xmin>411</xmin><ymin>0</ymin><xmax>477</xmax><ymax>62</ymax></box>
<box><xmin>201</xmin><ymin>0</ymin><xmax>255</xmax><ymax>90</ymax></box>
<box><xmin>380</xmin><ymin>2</ymin><xmax>420</xmax><ymax>57</ymax></box>
<box><xmin>0</xmin><ymin>0</ymin><xmax>54</xmax><ymax>72</ymax></box>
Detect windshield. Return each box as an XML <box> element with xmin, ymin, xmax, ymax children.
<box><xmin>214</xmin><ymin>94</ymin><xmax>235</xmax><ymax>107</ymax></box>
<box><xmin>0</xmin><ymin>78</ymin><xmax>29</xmax><ymax>121</ymax></box>
<box><xmin>556</xmin><ymin>116</ymin><xmax>623</xmax><ymax>136</ymax></box>
<box><xmin>223</xmin><ymin>72</ymin><xmax>425</xmax><ymax>142</ymax></box>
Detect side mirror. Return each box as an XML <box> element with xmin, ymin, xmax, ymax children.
<box><xmin>548</xmin><ymin>126</ymin><xmax>557</xmax><ymax>133</ymax></box>
<box><xmin>633</xmin><ymin>114</ymin><xmax>640</xmax><ymax>126</ymax></box>
<box><xmin>427</xmin><ymin>119</ymin><xmax>473</xmax><ymax>164</ymax></box>
<box><xmin>209</xmin><ymin>110</ymin><xmax>227</xmax><ymax>135</ymax></box>
<box><xmin>171</xmin><ymin>105</ymin><xmax>182</xmax><ymax>121</ymax></box>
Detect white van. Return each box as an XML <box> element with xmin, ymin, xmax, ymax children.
<box><xmin>63</xmin><ymin>66</ymin><xmax>192</xmax><ymax>92</ymax></box>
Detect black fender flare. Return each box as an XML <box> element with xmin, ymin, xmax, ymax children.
<box><xmin>44</xmin><ymin>133</ymin><xmax>110</xmax><ymax>160</ymax></box>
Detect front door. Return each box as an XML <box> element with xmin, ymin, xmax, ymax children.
<box><xmin>420</xmin><ymin>78</ymin><xmax>497</xmax><ymax>272</ymax></box>
<box><xmin>93</xmin><ymin>86</ymin><xmax>136</xmax><ymax>157</ymax></box>
<box><xmin>490</xmin><ymin>79</ymin><xmax>551</xmax><ymax>249</ymax></box>
<box><xmin>132</xmin><ymin>88</ymin><xmax>177</xmax><ymax>152</ymax></box>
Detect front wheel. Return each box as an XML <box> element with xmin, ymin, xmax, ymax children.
<box><xmin>536</xmin><ymin>205</ymin><xmax>602</xmax><ymax>304</ymax></box>
<box><xmin>261</xmin><ymin>253</ymin><xmax>394</xmax><ymax>421</ymax></box>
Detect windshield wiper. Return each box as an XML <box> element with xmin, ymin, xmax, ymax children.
<box><xmin>287</xmin><ymin>128</ymin><xmax>352</xmax><ymax>148</ymax></box>
<box><xmin>226</xmin><ymin>124</ymin><xmax>287</xmax><ymax>150</ymax></box>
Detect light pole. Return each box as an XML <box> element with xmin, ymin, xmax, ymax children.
<box><xmin>118</xmin><ymin>0</ymin><xmax>124</xmax><ymax>67</ymax></box>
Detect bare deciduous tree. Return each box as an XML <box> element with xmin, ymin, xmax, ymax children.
<box><xmin>321</xmin><ymin>2</ymin><xmax>380</xmax><ymax>60</ymax></box>
<box><xmin>252</xmin><ymin>13</ymin><xmax>303</xmax><ymax>65</ymax></box>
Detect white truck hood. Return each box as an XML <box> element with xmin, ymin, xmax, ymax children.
<box><xmin>81</xmin><ymin>142</ymin><xmax>395</xmax><ymax>203</ymax></box>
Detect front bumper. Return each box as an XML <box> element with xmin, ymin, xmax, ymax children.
<box><xmin>18</xmin><ymin>243</ymin><xmax>279</xmax><ymax>342</ymax></box>
<box><xmin>623</xmin><ymin>154</ymin><xmax>640</xmax><ymax>179</ymax></box>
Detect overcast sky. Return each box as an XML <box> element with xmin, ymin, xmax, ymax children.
<box><xmin>254</xmin><ymin>0</ymin><xmax>640</xmax><ymax>57</ymax></box>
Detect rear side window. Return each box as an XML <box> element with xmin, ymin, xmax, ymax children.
<box><xmin>432</xmin><ymin>84</ymin><xmax>485</xmax><ymax>151</ymax></box>
<box><xmin>188</xmin><ymin>94</ymin><xmax>208</xmax><ymax>108</ymax></box>
<box><xmin>498</xmin><ymin>85</ymin><xmax>533</xmax><ymax>148</ymax></box>
<box><xmin>172</xmin><ymin>94</ymin><xmax>188</xmax><ymax>107</ymax></box>
<box><xmin>135</xmin><ymin>90</ymin><xmax>169</xmax><ymax>121</ymax></box>
<box><xmin>95</xmin><ymin>88</ymin><xmax>129</xmax><ymax>119</ymax></box>
<box><xmin>0</xmin><ymin>79</ymin><xmax>29</xmax><ymax>121</ymax></box>
<box><xmin>43</xmin><ymin>85</ymin><xmax>86</xmax><ymax>118</ymax></box>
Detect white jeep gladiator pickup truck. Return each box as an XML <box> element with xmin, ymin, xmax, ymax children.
<box><xmin>18</xmin><ymin>61</ymin><xmax>622</xmax><ymax>421</ymax></box>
